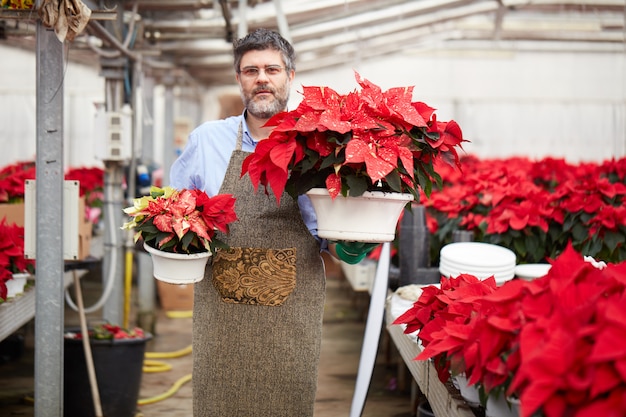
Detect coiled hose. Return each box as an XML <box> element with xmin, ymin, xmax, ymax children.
<box><xmin>138</xmin><ymin>344</ymin><xmax>193</xmax><ymax>406</ymax></box>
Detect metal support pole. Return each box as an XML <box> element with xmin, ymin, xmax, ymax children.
<box><xmin>100</xmin><ymin>47</ymin><xmax>127</xmax><ymax>324</ymax></box>
<box><xmin>34</xmin><ymin>20</ymin><xmax>65</xmax><ymax>417</ymax></box>
<box><xmin>141</xmin><ymin>75</ymin><xmax>155</xmax><ymax>166</ymax></box>
<box><xmin>133</xmin><ymin>64</ymin><xmax>157</xmax><ymax>333</ymax></box>
<box><xmin>162</xmin><ymin>78</ymin><xmax>175</xmax><ymax>187</ymax></box>
<box><xmin>102</xmin><ymin>161</ymin><xmax>125</xmax><ymax>324</ymax></box>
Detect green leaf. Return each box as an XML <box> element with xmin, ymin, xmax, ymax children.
<box><xmin>571</xmin><ymin>223</ymin><xmax>588</xmax><ymax>243</ymax></box>
<box><xmin>602</xmin><ymin>230</ymin><xmax>625</xmax><ymax>253</ymax></box>
<box><xmin>345</xmin><ymin>175</ymin><xmax>369</xmax><ymax>197</ymax></box>
<box><xmin>385</xmin><ymin>170</ymin><xmax>403</xmax><ymax>193</ymax></box>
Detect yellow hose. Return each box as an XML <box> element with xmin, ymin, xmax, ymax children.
<box><xmin>123</xmin><ymin>248</ymin><xmax>134</xmax><ymax>329</ymax></box>
<box><xmin>143</xmin><ymin>359</ymin><xmax>173</xmax><ymax>373</ymax></box>
<box><xmin>145</xmin><ymin>344</ymin><xmax>192</xmax><ymax>359</ymax></box>
<box><xmin>121</xmin><ymin>247</ymin><xmax>194</xmax><ymax>406</ymax></box>
<box><xmin>137</xmin><ymin>374</ymin><xmax>192</xmax><ymax>406</ymax></box>
<box><xmin>165</xmin><ymin>310</ymin><xmax>193</xmax><ymax>319</ymax></box>
<box><xmin>138</xmin><ymin>344</ymin><xmax>193</xmax><ymax>405</ymax></box>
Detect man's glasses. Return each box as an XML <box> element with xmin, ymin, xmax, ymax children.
<box><xmin>239</xmin><ymin>65</ymin><xmax>284</xmax><ymax>79</ymax></box>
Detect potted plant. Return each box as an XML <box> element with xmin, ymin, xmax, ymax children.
<box><xmin>64</xmin><ymin>323</ymin><xmax>151</xmax><ymax>417</ymax></box>
<box><xmin>122</xmin><ymin>186</ymin><xmax>237</xmax><ymax>284</ymax></box>
<box><xmin>0</xmin><ymin>219</ymin><xmax>35</xmax><ymax>301</ymax></box>
<box><xmin>241</xmin><ymin>72</ymin><xmax>466</xmax><ymax>242</ymax></box>
<box><xmin>394</xmin><ymin>243</ymin><xmax>626</xmax><ymax>417</ymax></box>
<box><xmin>65</xmin><ymin>166</ymin><xmax>105</xmax><ymax>229</ymax></box>
<box><xmin>424</xmin><ymin>156</ymin><xmax>626</xmax><ymax>265</ymax></box>
<box><xmin>392</xmin><ymin>273</ymin><xmax>498</xmax><ymax>406</ymax></box>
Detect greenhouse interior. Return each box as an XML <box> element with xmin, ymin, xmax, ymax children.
<box><xmin>0</xmin><ymin>0</ymin><xmax>625</xmax><ymax>416</ymax></box>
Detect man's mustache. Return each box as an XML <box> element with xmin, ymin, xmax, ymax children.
<box><xmin>252</xmin><ymin>85</ymin><xmax>275</xmax><ymax>95</ymax></box>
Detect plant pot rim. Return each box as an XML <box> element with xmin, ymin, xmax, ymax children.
<box><xmin>64</xmin><ymin>328</ymin><xmax>153</xmax><ymax>345</ymax></box>
<box><xmin>143</xmin><ymin>241</ymin><xmax>211</xmax><ymax>259</ymax></box>
<box><xmin>306</xmin><ymin>187</ymin><xmax>415</xmax><ymax>201</ymax></box>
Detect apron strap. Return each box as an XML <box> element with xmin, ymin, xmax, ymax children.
<box><xmin>236</xmin><ymin>121</ymin><xmax>244</xmax><ymax>151</ymax></box>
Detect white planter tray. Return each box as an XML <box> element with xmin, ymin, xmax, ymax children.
<box><xmin>306</xmin><ymin>188</ymin><xmax>414</xmax><ymax>242</ymax></box>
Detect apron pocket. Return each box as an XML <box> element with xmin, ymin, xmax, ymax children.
<box><xmin>212</xmin><ymin>247</ymin><xmax>297</xmax><ymax>306</ymax></box>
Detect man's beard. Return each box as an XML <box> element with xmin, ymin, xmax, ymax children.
<box><xmin>241</xmin><ymin>82</ymin><xmax>290</xmax><ymax>119</ymax></box>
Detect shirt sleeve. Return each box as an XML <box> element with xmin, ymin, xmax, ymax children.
<box><xmin>298</xmin><ymin>194</ymin><xmax>328</xmax><ymax>251</ymax></box>
<box><xmin>169</xmin><ymin>132</ymin><xmax>204</xmax><ymax>190</ymax></box>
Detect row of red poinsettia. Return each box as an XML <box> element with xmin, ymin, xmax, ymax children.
<box><xmin>393</xmin><ymin>243</ymin><xmax>626</xmax><ymax>417</ymax></box>
<box><xmin>0</xmin><ymin>160</ymin><xmax>105</xmax><ymax>226</ymax></box>
<box><xmin>421</xmin><ymin>155</ymin><xmax>626</xmax><ymax>265</ymax></box>
<box><xmin>0</xmin><ymin>220</ymin><xmax>34</xmax><ymax>300</ymax></box>
<box><xmin>0</xmin><ymin>161</ymin><xmax>105</xmax><ymax>300</ymax></box>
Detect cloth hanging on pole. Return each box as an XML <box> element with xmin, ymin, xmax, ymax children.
<box><xmin>39</xmin><ymin>0</ymin><xmax>91</xmax><ymax>42</ymax></box>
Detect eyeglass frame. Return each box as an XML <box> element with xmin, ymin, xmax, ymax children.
<box><xmin>238</xmin><ymin>65</ymin><xmax>286</xmax><ymax>79</ymax></box>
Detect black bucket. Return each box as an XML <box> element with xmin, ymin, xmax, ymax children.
<box><xmin>63</xmin><ymin>329</ymin><xmax>152</xmax><ymax>417</ymax></box>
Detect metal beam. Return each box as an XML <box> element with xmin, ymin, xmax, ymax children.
<box><xmin>34</xmin><ymin>15</ymin><xmax>65</xmax><ymax>417</ymax></box>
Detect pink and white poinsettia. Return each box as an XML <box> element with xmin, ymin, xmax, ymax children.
<box><xmin>122</xmin><ymin>186</ymin><xmax>237</xmax><ymax>255</ymax></box>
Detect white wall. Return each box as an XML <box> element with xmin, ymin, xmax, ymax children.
<box><xmin>288</xmin><ymin>49</ymin><xmax>626</xmax><ymax>163</ymax></box>
<box><xmin>0</xmin><ymin>45</ymin><xmax>105</xmax><ymax>170</ymax></box>
<box><xmin>1</xmin><ymin>44</ymin><xmax>625</xmax><ymax>171</ymax></box>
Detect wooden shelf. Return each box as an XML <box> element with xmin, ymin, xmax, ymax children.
<box><xmin>386</xmin><ymin>308</ymin><xmax>477</xmax><ymax>417</ymax></box>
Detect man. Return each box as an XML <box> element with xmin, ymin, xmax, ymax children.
<box><xmin>170</xmin><ymin>28</ymin><xmax>326</xmax><ymax>417</ymax></box>
<box><xmin>170</xmin><ymin>28</ymin><xmax>375</xmax><ymax>416</ymax></box>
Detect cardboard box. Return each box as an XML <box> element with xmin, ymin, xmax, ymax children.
<box><xmin>156</xmin><ymin>280</ymin><xmax>194</xmax><ymax>311</ymax></box>
<box><xmin>77</xmin><ymin>196</ymin><xmax>91</xmax><ymax>260</ymax></box>
<box><xmin>78</xmin><ymin>216</ymin><xmax>92</xmax><ymax>260</ymax></box>
<box><xmin>0</xmin><ymin>203</ymin><xmax>25</xmax><ymax>226</ymax></box>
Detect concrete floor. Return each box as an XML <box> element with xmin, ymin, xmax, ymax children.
<box><xmin>0</xmin><ymin>255</ymin><xmax>418</xmax><ymax>417</ymax></box>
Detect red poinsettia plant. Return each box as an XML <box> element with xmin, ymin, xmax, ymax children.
<box><xmin>241</xmin><ymin>71</ymin><xmax>466</xmax><ymax>204</ymax></box>
<box><xmin>65</xmin><ymin>166</ymin><xmax>105</xmax><ymax>226</ymax></box>
<box><xmin>1</xmin><ymin>161</ymin><xmax>106</xmax><ymax>228</ymax></box>
<box><xmin>424</xmin><ymin>156</ymin><xmax>626</xmax><ymax>264</ymax></box>
<box><xmin>395</xmin><ymin>243</ymin><xmax>626</xmax><ymax>417</ymax></box>
<box><xmin>0</xmin><ymin>219</ymin><xmax>35</xmax><ymax>300</ymax></box>
<box><xmin>393</xmin><ymin>273</ymin><xmax>498</xmax><ymax>382</ymax></box>
<box><xmin>64</xmin><ymin>323</ymin><xmax>146</xmax><ymax>341</ymax></box>
<box><xmin>122</xmin><ymin>186</ymin><xmax>238</xmax><ymax>255</ymax></box>
<box><xmin>0</xmin><ymin>160</ymin><xmax>35</xmax><ymax>203</ymax></box>
<box><xmin>509</xmin><ymin>244</ymin><xmax>626</xmax><ymax>417</ymax></box>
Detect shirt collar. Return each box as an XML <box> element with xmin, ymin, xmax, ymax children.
<box><xmin>240</xmin><ymin>110</ymin><xmax>257</xmax><ymax>145</ymax></box>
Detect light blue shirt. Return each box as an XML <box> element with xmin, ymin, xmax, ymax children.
<box><xmin>169</xmin><ymin>113</ymin><xmax>323</xmax><ymax>244</ymax></box>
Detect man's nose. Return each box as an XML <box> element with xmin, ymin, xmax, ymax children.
<box><xmin>256</xmin><ymin>69</ymin><xmax>271</xmax><ymax>82</ymax></box>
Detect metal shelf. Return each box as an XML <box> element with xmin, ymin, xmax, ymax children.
<box><xmin>0</xmin><ymin>271</ymin><xmax>82</xmax><ymax>342</ymax></box>
<box><xmin>0</xmin><ymin>285</ymin><xmax>35</xmax><ymax>342</ymax></box>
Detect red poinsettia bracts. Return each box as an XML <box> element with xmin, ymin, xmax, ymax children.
<box><xmin>423</xmin><ymin>156</ymin><xmax>626</xmax><ymax>264</ymax></box>
<box><xmin>65</xmin><ymin>166</ymin><xmax>105</xmax><ymax>226</ymax></box>
<box><xmin>393</xmin><ymin>274</ymin><xmax>497</xmax><ymax>382</ymax></box>
<box><xmin>508</xmin><ymin>245</ymin><xmax>626</xmax><ymax>417</ymax></box>
<box><xmin>393</xmin><ymin>243</ymin><xmax>626</xmax><ymax>416</ymax></box>
<box><xmin>0</xmin><ymin>219</ymin><xmax>35</xmax><ymax>300</ymax></box>
<box><xmin>0</xmin><ymin>160</ymin><xmax>35</xmax><ymax>203</ymax></box>
<box><xmin>241</xmin><ymin>71</ymin><xmax>466</xmax><ymax>204</ymax></box>
<box><xmin>0</xmin><ymin>161</ymin><xmax>105</xmax><ymax>227</ymax></box>
<box><xmin>122</xmin><ymin>186</ymin><xmax>237</xmax><ymax>255</ymax></box>
<box><xmin>65</xmin><ymin>323</ymin><xmax>146</xmax><ymax>340</ymax></box>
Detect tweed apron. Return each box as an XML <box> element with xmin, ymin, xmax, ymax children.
<box><xmin>192</xmin><ymin>126</ymin><xmax>326</xmax><ymax>417</ymax></box>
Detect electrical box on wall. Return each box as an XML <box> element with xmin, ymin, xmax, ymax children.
<box><xmin>94</xmin><ymin>104</ymin><xmax>133</xmax><ymax>161</ymax></box>
<box><xmin>24</xmin><ymin>180</ymin><xmax>80</xmax><ymax>260</ymax></box>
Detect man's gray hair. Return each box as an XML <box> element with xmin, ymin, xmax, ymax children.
<box><xmin>233</xmin><ymin>28</ymin><xmax>296</xmax><ymax>73</ymax></box>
